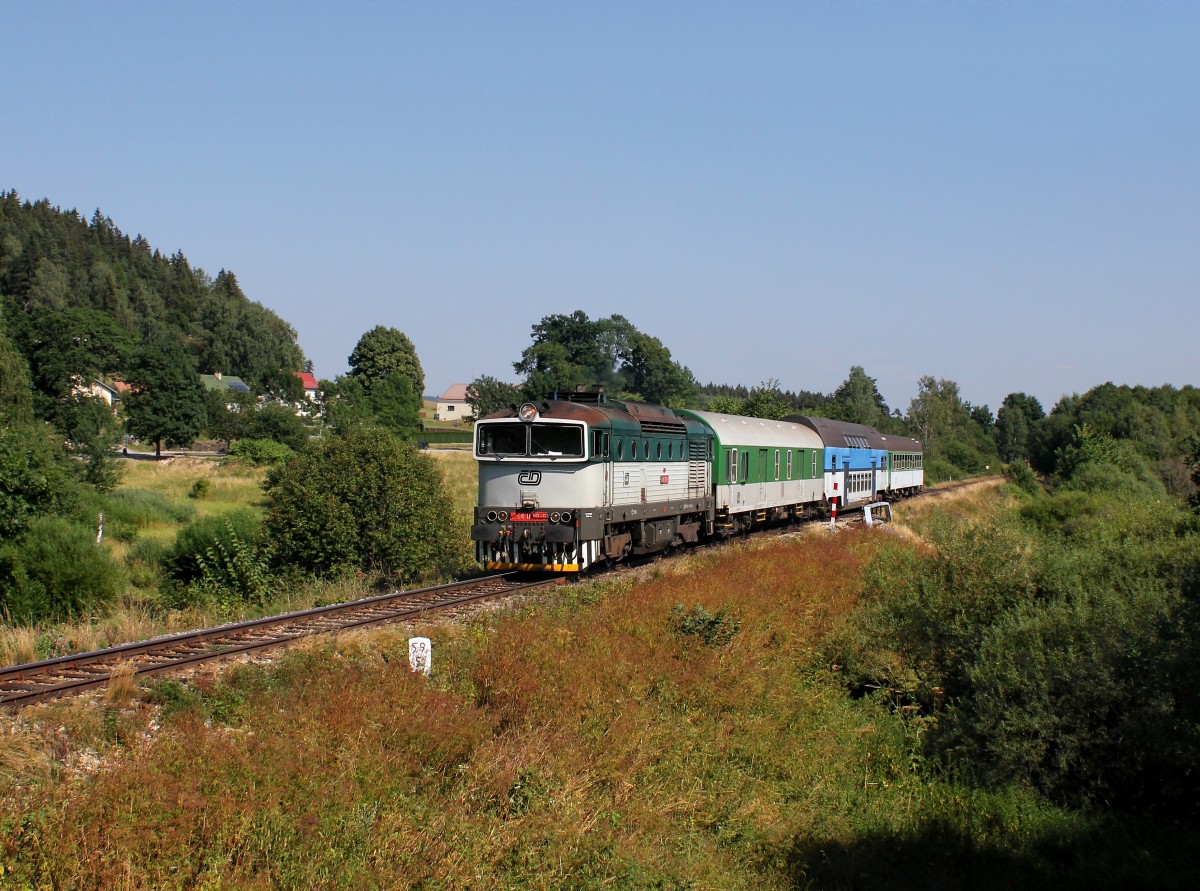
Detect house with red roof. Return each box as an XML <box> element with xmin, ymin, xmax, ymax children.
<box><xmin>293</xmin><ymin>371</ymin><xmax>320</xmax><ymax>418</ymax></box>
<box><xmin>294</xmin><ymin>371</ymin><xmax>319</xmax><ymax>401</ymax></box>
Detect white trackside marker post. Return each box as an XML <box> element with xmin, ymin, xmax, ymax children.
<box><xmin>408</xmin><ymin>637</ymin><xmax>431</xmax><ymax>677</ymax></box>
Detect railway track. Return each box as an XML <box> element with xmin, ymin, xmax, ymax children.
<box><xmin>0</xmin><ymin>573</ymin><xmax>563</xmax><ymax>709</ymax></box>
<box><xmin>2</xmin><ymin>478</ymin><xmax>996</xmax><ymax>710</ymax></box>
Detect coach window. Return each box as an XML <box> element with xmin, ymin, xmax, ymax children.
<box><xmin>729</xmin><ymin>448</ymin><xmax>738</xmax><ymax>483</ymax></box>
<box><xmin>774</xmin><ymin>450</ymin><xmax>780</xmax><ymax>480</ymax></box>
<box><xmin>786</xmin><ymin>450</ymin><xmax>793</xmax><ymax>480</ymax></box>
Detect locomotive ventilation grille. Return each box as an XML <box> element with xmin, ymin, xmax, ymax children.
<box><xmin>639</xmin><ymin>420</ymin><xmax>687</xmax><ymax>435</ymax></box>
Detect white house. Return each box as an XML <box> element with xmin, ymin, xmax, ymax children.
<box><xmin>435</xmin><ymin>383</ymin><xmax>470</xmax><ymax>421</ymax></box>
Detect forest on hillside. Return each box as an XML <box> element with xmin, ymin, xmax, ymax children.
<box><xmin>0</xmin><ymin>191</ymin><xmax>305</xmax><ymax>398</ymax></box>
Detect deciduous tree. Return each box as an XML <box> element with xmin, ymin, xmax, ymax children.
<box><xmin>263</xmin><ymin>428</ymin><xmax>459</xmax><ymax>580</ymax></box>
<box><xmin>125</xmin><ymin>337</ymin><xmax>207</xmax><ymax>457</ymax></box>
<box><xmin>466</xmin><ymin>375</ymin><xmax>522</xmax><ymax>420</ymax></box>
<box><xmin>348</xmin><ymin>326</ymin><xmax>425</xmax><ymax>397</ymax></box>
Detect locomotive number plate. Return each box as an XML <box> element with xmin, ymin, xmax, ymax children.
<box><xmin>510</xmin><ymin>511</ymin><xmax>548</xmax><ymax>523</ymax></box>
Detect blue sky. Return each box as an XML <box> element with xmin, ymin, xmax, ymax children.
<box><xmin>4</xmin><ymin>2</ymin><xmax>1197</xmax><ymax>414</ymax></box>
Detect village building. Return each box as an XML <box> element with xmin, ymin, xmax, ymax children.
<box><xmin>434</xmin><ymin>383</ymin><xmax>470</xmax><ymax>421</ymax></box>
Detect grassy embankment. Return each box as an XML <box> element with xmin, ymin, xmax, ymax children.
<box><xmin>3</xmin><ymin>482</ymin><xmax>1196</xmax><ymax>889</ymax></box>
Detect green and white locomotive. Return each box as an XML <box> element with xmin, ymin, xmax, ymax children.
<box><xmin>471</xmin><ymin>391</ymin><xmax>922</xmax><ymax>572</ymax></box>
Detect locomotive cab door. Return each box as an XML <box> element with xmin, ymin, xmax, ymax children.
<box><xmin>593</xmin><ymin>429</ymin><xmax>613</xmax><ymax>507</ymax></box>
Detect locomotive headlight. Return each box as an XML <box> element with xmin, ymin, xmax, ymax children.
<box><xmin>486</xmin><ymin>510</ymin><xmax>498</xmax><ymax>523</ymax></box>
<box><xmin>518</xmin><ymin>402</ymin><xmax>539</xmax><ymax>422</ymax></box>
<box><xmin>550</xmin><ymin>512</ymin><xmax>561</xmax><ymax>523</ymax></box>
<box><xmin>560</xmin><ymin>511</ymin><xmax>572</xmax><ymax>524</ymax></box>
<box><xmin>498</xmin><ymin>510</ymin><xmax>509</xmax><ymax>521</ymax></box>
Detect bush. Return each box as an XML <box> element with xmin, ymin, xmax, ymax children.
<box><xmin>244</xmin><ymin>403</ymin><xmax>311</xmax><ymax>452</ymax></box>
<box><xmin>164</xmin><ymin>509</ymin><xmax>262</xmax><ymax>586</ymax></box>
<box><xmin>941</xmin><ymin>440</ymin><xmax>986</xmax><ymax>474</ymax></box>
<box><xmin>0</xmin><ymin>516</ymin><xmax>125</xmax><ymax>622</ymax></box>
<box><xmin>228</xmin><ymin>437</ymin><xmax>294</xmax><ymax>466</ymax></box>
<box><xmin>263</xmin><ymin>427</ymin><xmax>459</xmax><ymax>581</ymax></box>
<box><xmin>923</xmin><ymin>456</ymin><xmax>959</xmax><ymax>484</ymax></box>
<box><xmin>188</xmin><ymin>478</ymin><xmax>211</xmax><ymax>499</ymax></box>
<box><xmin>842</xmin><ymin>496</ymin><xmax>1200</xmax><ymax>816</ymax></box>
<box><xmin>1004</xmin><ymin>460</ymin><xmax>1042</xmax><ymax>496</ymax></box>
<box><xmin>671</xmin><ymin>603</ymin><xmax>741</xmax><ymax>647</ymax></box>
<box><xmin>182</xmin><ymin>520</ymin><xmax>273</xmax><ymax>608</ymax></box>
<box><xmin>126</xmin><ymin>537</ymin><xmax>170</xmax><ymax>588</ymax></box>
<box><xmin>0</xmin><ymin>421</ymin><xmax>82</xmax><ymax>539</ymax></box>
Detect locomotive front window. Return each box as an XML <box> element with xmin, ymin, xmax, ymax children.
<box><xmin>477</xmin><ymin>423</ymin><xmax>584</xmax><ymax>458</ymax></box>
<box><xmin>477</xmin><ymin>423</ymin><xmax>527</xmax><ymax>456</ymax></box>
<box><xmin>530</xmin><ymin>424</ymin><xmax>584</xmax><ymax>457</ymax></box>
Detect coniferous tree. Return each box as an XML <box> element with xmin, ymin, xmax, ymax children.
<box><xmin>830</xmin><ymin>365</ymin><xmax>891</xmax><ymax>427</ymax></box>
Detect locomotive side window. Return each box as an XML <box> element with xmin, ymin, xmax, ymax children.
<box><xmin>592</xmin><ymin>430</ymin><xmax>610</xmax><ymax>459</ymax></box>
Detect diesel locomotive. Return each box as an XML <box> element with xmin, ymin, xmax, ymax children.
<box><xmin>470</xmin><ymin>390</ymin><xmax>923</xmax><ymax>572</ymax></box>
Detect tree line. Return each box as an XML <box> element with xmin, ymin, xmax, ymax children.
<box><xmin>467</xmin><ymin>310</ymin><xmax>1200</xmax><ymax>497</ymax></box>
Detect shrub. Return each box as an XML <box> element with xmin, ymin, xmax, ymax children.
<box><xmin>1004</xmin><ymin>460</ymin><xmax>1042</xmax><ymax>496</ymax></box>
<box><xmin>941</xmin><ymin>440</ymin><xmax>985</xmax><ymax>474</ymax></box>
<box><xmin>923</xmin><ymin>456</ymin><xmax>959</xmax><ymax>484</ymax></box>
<box><xmin>671</xmin><ymin>603</ymin><xmax>741</xmax><ymax>647</ymax></box>
<box><xmin>188</xmin><ymin>478</ymin><xmax>211</xmax><ymax>499</ymax></box>
<box><xmin>228</xmin><ymin>437</ymin><xmax>294</xmax><ymax>466</ymax></box>
<box><xmin>262</xmin><ymin>427</ymin><xmax>459</xmax><ymax>581</ymax></box>
<box><xmin>0</xmin><ymin>421</ymin><xmax>82</xmax><ymax>539</ymax></box>
<box><xmin>164</xmin><ymin>509</ymin><xmax>262</xmax><ymax>586</ymax></box>
<box><xmin>843</xmin><ymin>497</ymin><xmax>1200</xmax><ymax>815</ymax></box>
<box><xmin>126</xmin><ymin>537</ymin><xmax>170</xmax><ymax>588</ymax></box>
<box><xmin>183</xmin><ymin>519</ymin><xmax>273</xmax><ymax>608</ymax></box>
<box><xmin>0</xmin><ymin>516</ymin><xmax>125</xmax><ymax>622</ymax></box>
